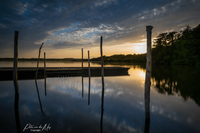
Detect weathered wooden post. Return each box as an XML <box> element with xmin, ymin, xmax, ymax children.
<box><xmin>88</xmin><ymin>50</ymin><xmax>90</xmax><ymax>105</ymax></box>
<box><xmin>13</xmin><ymin>31</ymin><xmax>21</xmax><ymax>133</ymax></box>
<box><xmin>44</xmin><ymin>52</ymin><xmax>46</xmax><ymax>96</ymax></box>
<box><xmin>100</xmin><ymin>36</ymin><xmax>105</xmax><ymax>133</ymax></box>
<box><xmin>100</xmin><ymin>36</ymin><xmax>104</xmax><ymax>89</ymax></box>
<box><xmin>82</xmin><ymin>48</ymin><xmax>84</xmax><ymax>98</ymax></box>
<box><xmin>100</xmin><ymin>36</ymin><xmax>104</xmax><ymax>109</ymax></box>
<box><xmin>88</xmin><ymin>50</ymin><xmax>90</xmax><ymax>77</ymax></box>
<box><xmin>13</xmin><ymin>31</ymin><xmax>19</xmax><ymax>93</ymax></box>
<box><xmin>82</xmin><ymin>48</ymin><xmax>83</xmax><ymax>71</ymax></box>
<box><xmin>145</xmin><ymin>26</ymin><xmax>153</xmax><ymax>120</ymax></box>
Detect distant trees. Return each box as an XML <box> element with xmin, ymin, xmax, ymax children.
<box><xmin>91</xmin><ymin>54</ymin><xmax>146</xmax><ymax>63</ymax></box>
<box><xmin>152</xmin><ymin>24</ymin><xmax>200</xmax><ymax>65</ymax></box>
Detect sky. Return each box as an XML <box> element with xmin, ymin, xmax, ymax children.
<box><xmin>0</xmin><ymin>0</ymin><xmax>200</xmax><ymax>58</ymax></box>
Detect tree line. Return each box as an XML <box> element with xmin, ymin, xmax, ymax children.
<box><xmin>152</xmin><ymin>24</ymin><xmax>200</xmax><ymax>65</ymax></box>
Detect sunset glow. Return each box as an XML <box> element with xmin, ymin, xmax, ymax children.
<box><xmin>0</xmin><ymin>0</ymin><xmax>200</xmax><ymax>58</ymax></box>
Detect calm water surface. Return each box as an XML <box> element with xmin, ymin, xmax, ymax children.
<box><xmin>0</xmin><ymin>61</ymin><xmax>200</xmax><ymax>133</ymax></box>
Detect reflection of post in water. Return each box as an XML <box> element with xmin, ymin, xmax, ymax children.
<box><xmin>44</xmin><ymin>52</ymin><xmax>46</xmax><ymax>96</ymax></box>
<box><xmin>144</xmin><ymin>117</ymin><xmax>150</xmax><ymax>133</ymax></box>
<box><xmin>100</xmin><ymin>88</ymin><xmax>104</xmax><ymax>133</ymax></box>
<box><xmin>82</xmin><ymin>76</ymin><xmax>84</xmax><ymax>98</ymax></box>
<box><xmin>145</xmin><ymin>26</ymin><xmax>153</xmax><ymax>120</ymax></box>
<box><xmin>13</xmin><ymin>31</ymin><xmax>21</xmax><ymax>133</ymax></box>
<box><xmin>15</xmin><ymin>92</ymin><xmax>21</xmax><ymax>133</ymax></box>
<box><xmin>100</xmin><ymin>36</ymin><xmax>105</xmax><ymax>133</ymax></box>
<box><xmin>88</xmin><ymin>50</ymin><xmax>90</xmax><ymax>105</ymax></box>
<box><xmin>35</xmin><ymin>79</ymin><xmax>45</xmax><ymax>116</ymax></box>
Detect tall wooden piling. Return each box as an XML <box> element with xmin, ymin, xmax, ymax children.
<box><xmin>88</xmin><ymin>50</ymin><xmax>90</xmax><ymax>105</ymax></box>
<box><xmin>82</xmin><ymin>48</ymin><xmax>83</xmax><ymax>71</ymax></box>
<box><xmin>100</xmin><ymin>36</ymin><xmax>104</xmax><ymax>89</ymax></box>
<box><xmin>44</xmin><ymin>52</ymin><xmax>46</xmax><ymax>96</ymax></box>
<box><xmin>145</xmin><ymin>26</ymin><xmax>153</xmax><ymax>120</ymax></box>
<box><xmin>88</xmin><ymin>50</ymin><xmax>90</xmax><ymax>77</ymax></box>
<box><xmin>13</xmin><ymin>31</ymin><xmax>19</xmax><ymax>93</ymax></box>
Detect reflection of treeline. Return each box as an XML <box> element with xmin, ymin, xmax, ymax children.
<box><xmin>91</xmin><ymin>54</ymin><xmax>146</xmax><ymax>63</ymax></box>
<box><xmin>151</xmin><ymin>65</ymin><xmax>200</xmax><ymax>106</ymax></box>
<box><xmin>152</xmin><ymin>24</ymin><xmax>200</xmax><ymax>65</ymax></box>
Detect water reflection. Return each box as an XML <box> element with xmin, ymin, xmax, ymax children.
<box><xmin>100</xmin><ymin>70</ymin><xmax>105</xmax><ymax>133</ymax></box>
<box><xmin>100</xmin><ymin>84</ymin><xmax>104</xmax><ymax>133</ymax></box>
<box><xmin>144</xmin><ymin>118</ymin><xmax>150</xmax><ymax>133</ymax></box>
<box><xmin>151</xmin><ymin>66</ymin><xmax>200</xmax><ymax>106</ymax></box>
<box><xmin>1</xmin><ymin>62</ymin><xmax>200</xmax><ymax>133</ymax></box>
<box><xmin>82</xmin><ymin>76</ymin><xmax>84</xmax><ymax>98</ymax></box>
<box><xmin>88</xmin><ymin>75</ymin><xmax>90</xmax><ymax>105</ymax></box>
<box><xmin>35</xmin><ymin>78</ymin><xmax>45</xmax><ymax>116</ymax></box>
<box><xmin>14</xmin><ymin>91</ymin><xmax>21</xmax><ymax>133</ymax></box>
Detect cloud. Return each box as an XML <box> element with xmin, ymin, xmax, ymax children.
<box><xmin>0</xmin><ymin>0</ymin><xmax>200</xmax><ymax>58</ymax></box>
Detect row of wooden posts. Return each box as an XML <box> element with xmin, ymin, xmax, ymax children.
<box><xmin>13</xmin><ymin>26</ymin><xmax>153</xmax><ymax>132</ymax></box>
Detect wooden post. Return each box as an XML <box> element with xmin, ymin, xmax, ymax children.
<box><xmin>44</xmin><ymin>52</ymin><xmax>46</xmax><ymax>96</ymax></box>
<box><xmin>100</xmin><ymin>36</ymin><xmax>104</xmax><ymax>88</ymax></box>
<box><xmin>82</xmin><ymin>48</ymin><xmax>83</xmax><ymax>71</ymax></box>
<box><xmin>88</xmin><ymin>50</ymin><xmax>90</xmax><ymax>77</ymax></box>
<box><xmin>13</xmin><ymin>31</ymin><xmax>19</xmax><ymax>93</ymax></box>
<box><xmin>100</xmin><ymin>36</ymin><xmax>105</xmax><ymax>133</ymax></box>
<box><xmin>82</xmin><ymin>48</ymin><xmax>84</xmax><ymax>98</ymax></box>
<box><xmin>145</xmin><ymin>26</ymin><xmax>153</xmax><ymax>120</ymax></box>
<box><xmin>88</xmin><ymin>50</ymin><xmax>90</xmax><ymax>105</ymax></box>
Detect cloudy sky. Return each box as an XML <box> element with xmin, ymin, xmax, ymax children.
<box><xmin>0</xmin><ymin>0</ymin><xmax>200</xmax><ymax>58</ymax></box>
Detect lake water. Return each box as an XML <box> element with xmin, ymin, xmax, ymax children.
<box><xmin>0</xmin><ymin>61</ymin><xmax>200</xmax><ymax>133</ymax></box>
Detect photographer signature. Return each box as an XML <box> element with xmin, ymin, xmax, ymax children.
<box><xmin>23</xmin><ymin>123</ymin><xmax>51</xmax><ymax>132</ymax></box>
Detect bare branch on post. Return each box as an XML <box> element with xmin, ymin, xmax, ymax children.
<box><xmin>35</xmin><ymin>42</ymin><xmax>44</xmax><ymax>80</ymax></box>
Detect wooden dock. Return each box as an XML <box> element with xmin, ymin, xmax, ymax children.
<box><xmin>0</xmin><ymin>67</ymin><xmax>129</xmax><ymax>81</ymax></box>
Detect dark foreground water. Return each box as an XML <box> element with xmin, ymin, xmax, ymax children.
<box><xmin>0</xmin><ymin>61</ymin><xmax>200</xmax><ymax>133</ymax></box>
